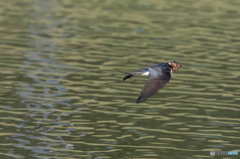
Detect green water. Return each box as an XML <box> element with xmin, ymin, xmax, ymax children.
<box><xmin>0</xmin><ymin>0</ymin><xmax>240</xmax><ymax>158</ymax></box>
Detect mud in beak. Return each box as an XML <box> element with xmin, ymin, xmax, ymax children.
<box><xmin>171</xmin><ymin>62</ymin><xmax>181</xmax><ymax>72</ymax></box>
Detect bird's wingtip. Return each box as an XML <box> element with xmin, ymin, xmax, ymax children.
<box><xmin>136</xmin><ymin>97</ymin><xmax>142</xmax><ymax>104</ymax></box>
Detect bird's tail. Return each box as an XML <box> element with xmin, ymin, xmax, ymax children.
<box><xmin>116</xmin><ymin>68</ymin><xmax>133</xmax><ymax>81</ymax></box>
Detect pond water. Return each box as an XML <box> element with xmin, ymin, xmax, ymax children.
<box><xmin>0</xmin><ymin>0</ymin><xmax>240</xmax><ymax>158</ymax></box>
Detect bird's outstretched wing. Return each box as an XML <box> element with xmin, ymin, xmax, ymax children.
<box><xmin>136</xmin><ymin>68</ymin><xmax>171</xmax><ymax>103</ymax></box>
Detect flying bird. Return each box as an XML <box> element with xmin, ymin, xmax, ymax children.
<box><xmin>117</xmin><ymin>61</ymin><xmax>181</xmax><ymax>103</ymax></box>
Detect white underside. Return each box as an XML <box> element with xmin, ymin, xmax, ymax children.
<box><xmin>142</xmin><ymin>71</ymin><xmax>149</xmax><ymax>76</ymax></box>
<box><xmin>142</xmin><ymin>69</ymin><xmax>172</xmax><ymax>76</ymax></box>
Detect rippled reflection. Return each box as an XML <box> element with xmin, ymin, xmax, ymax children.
<box><xmin>0</xmin><ymin>0</ymin><xmax>239</xmax><ymax>158</ymax></box>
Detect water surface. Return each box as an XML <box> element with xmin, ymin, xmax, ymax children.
<box><xmin>0</xmin><ymin>0</ymin><xmax>240</xmax><ymax>158</ymax></box>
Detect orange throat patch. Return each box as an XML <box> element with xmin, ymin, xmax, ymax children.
<box><xmin>171</xmin><ymin>62</ymin><xmax>181</xmax><ymax>72</ymax></box>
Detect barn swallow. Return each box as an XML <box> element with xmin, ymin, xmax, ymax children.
<box><xmin>117</xmin><ymin>61</ymin><xmax>181</xmax><ymax>103</ymax></box>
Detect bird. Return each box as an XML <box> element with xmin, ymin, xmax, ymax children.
<box><xmin>117</xmin><ymin>61</ymin><xmax>181</xmax><ymax>104</ymax></box>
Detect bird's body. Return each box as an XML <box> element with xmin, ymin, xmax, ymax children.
<box><xmin>118</xmin><ymin>61</ymin><xmax>181</xmax><ymax>103</ymax></box>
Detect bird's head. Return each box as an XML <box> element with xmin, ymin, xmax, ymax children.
<box><xmin>169</xmin><ymin>61</ymin><xmax>181</xmax><ymax>72</ymax></box>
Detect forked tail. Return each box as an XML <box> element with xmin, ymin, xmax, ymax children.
<box><xmin>116</xmin><ymin>68</ymin><xmax>133</xmax><ymax>81</ymax></box>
